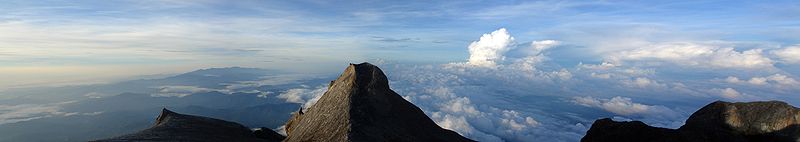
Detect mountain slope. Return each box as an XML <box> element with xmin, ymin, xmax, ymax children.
<box><xmin>283</xmin><ymin>62</ymin><xmax>474</xmax><ymax>142</ymax></box>
<box><xmin>91</xmin><ymin>109</ymin><xmax>283</xmax><ymax>142</ymax></box>
<box><xmin>582</xmin><ymin>101</ymin><xmax>800</xmax><ymax>142</ymax></box>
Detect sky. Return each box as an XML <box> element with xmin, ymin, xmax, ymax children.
<box><xmin>1</xmin><ymin>1</ymin><xmax>800</xmax><ymax>141</ymax></box>
<box><xmin>2</xmin><ymin>0</ymin><xmax>799</xmax><ymax>89</ymax></box>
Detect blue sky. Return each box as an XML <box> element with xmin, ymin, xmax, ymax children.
<box><xmin>0</xmin><ymin>0</ymin><xmax>799</xmax><ymax>88</ymax></box>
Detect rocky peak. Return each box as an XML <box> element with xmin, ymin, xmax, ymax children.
<box><xmin>681</xmin><ymin>101</ymin><xmax>800</xmax><ymax>135</ymax></box>
<box><xmin>582</xmin><ymin>100</ymin><xmax>800</xmax><ymax>142</ymax></box>
<box><xmin>154</xmin><ymin>108</ymin><xmax>176</xmax><ymax>126</ymax></box>
<box><xmin>92</xmin><ymin>108</ymin><xmax>283</xmax><ymax>142</ymax></box>
<box><xmin>283</xmin><ymin>62</ymin><xmax>474</xmax><ymax>142</ymax></box>
<box><xmin>91</xmin><ymin>63</ymin><xmax>471</xmax><ymax>142</ymax></box>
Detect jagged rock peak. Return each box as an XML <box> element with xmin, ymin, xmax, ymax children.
<box><xmin>682</xmin><ymin>100</ymin><xmax>800</xmax><ymax>135</ymax></box>
<box><xmin>345</xmin><ymin>62</ymin><xmax>390</xmax><ymax>90</ymax></box>
<box><xmin>581</xmin><ymin>100</ymin><xmax>800</xmax><ymax>142</ymax></box>
<box><xmin>91</xmin><ymin>108</ymin><xmax>284</xmax><ymax>142</ymax></box>
<box><xmin>154</xmin><ymin>108</ymin><xmax>177</xmax><ymax>126</ymax></box>
<box><xmin>283</xmin><ymin>62</ymin><xmax>474</xmax><ymax>142</ymax></box>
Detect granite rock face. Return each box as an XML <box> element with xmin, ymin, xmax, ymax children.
<box><xmin>91</xmin><ymin>109</ymin><xmax>283</xmax><ymax>142</ymax></box>
<box><xmin>282</xmin><ymin>62</ymin><xmax>474</xmax><ymax>142</ymax></box>
<box><xmin>582</xmin><ymin>101</ymin><xmax>800</xmax><ymax>142</ymax></box>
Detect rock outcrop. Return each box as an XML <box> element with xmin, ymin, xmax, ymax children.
<box><xmin>282</xmin><ymin>62</ymin><xmax>474</xmax><ymax>142</ymax></box>
<box><xmin>91</xmin><ymin>108</ymin><xmax>283</xmax><ymax>142</ymax></box>
<box><xmin>582</xmin><ymin>101</ymin><xmax>800</xmax><ymax>142</ymax></box>
<box><xmin>92</xmin><ymin>63</ymin><xmax>472</xmax><ymax>142</ymax></box>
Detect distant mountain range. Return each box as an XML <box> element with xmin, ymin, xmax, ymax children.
<box><xmin>4</xmin><ymin>63</ymin><xmax>799</xmax><ymax>142</ymax></box>
<box><xmin>0</xmin><ymin>67</ymin><xmax>331</xmax><ymax>142</ymax></box>
<box><xmin>93</xmin><ymin>63</ymin><xmax>474</xmax><ymax>142</ymax></box>
<box><xmin>92</xmin><ymin>63</ymin><xmax>800</xmax><ymax>142</ymax></box>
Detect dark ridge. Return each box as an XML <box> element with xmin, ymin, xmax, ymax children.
<box><xmin>283</xmin><ymin>62</ymin><xmax>474</xmax><ymax>142</ymax></box>
<box><xmin>91</xmin><ymin>108</ymin><xmax>283</xmax><ymax>142</ymax></box>
<box><xmin>582</xmin><ymin>101</ymin><xmax>800</xmax><ymax>142</ymax></box>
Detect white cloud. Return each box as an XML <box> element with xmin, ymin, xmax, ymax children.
<box><xmin>467</xmin><ymin>28</ymin><xmax>515</xmax><ymax>67</ymax></box>
<box><xmin>573</xmin><ymin>96</ymin><xmax>648</xmax><ymax>116</ymax></box>
<box><xmin>151</xmin><ymin>85</ymin><xmax>225</xmax><ymax>97</ymax></box>
<box><xmin>621</xmin><ymin>77</ymin><xmax>667</xmax><ymax>89</ymax></box>
<box><xmin>607</xmin><ymin>42</ymin><xmax>774</xmax><ymax>69</ymax></box>
<box><xmin>571</xmin><ymin>96</ymin><xmax>682</xmax><ymax>127</ymax></box>
<box><xmin>767</xmin><ymin>74</ymin><xmax>800</xmax><ymax>86</ymax></box>
<box><xmin>83</xmin><ymin>92</ymin><xmax>107</xmax><ymax>99</ymax></box>
<box><xmin>0</xmin><ymin>101</ymin><xmax>93</xmax><ymax>125</ymax></box>
<box><xmin>276</xmin><ymin>85</ymin><xmax>327</xmax><ymax>110</ymax></box>
<box><xmin>724</xmin><ymin>74</ymin><xmax>800</xmax><ymax>89</ymax></box>
<box><xmin>773</xmin><ymin>45</ymin><xmax>800</xmax><ymax>64</ymax></box>
<box><xmin>530</xmin><ymin>40</ymin><xmax>560</xmax><ymax>55</ymax></box>
<box><xmin>709</xmin><ymin>88</ymin><xmax>743</xmax><ymax>99</ymax></box>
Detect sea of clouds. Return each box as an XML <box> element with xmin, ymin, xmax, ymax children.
<box><xmin>274</xmin><ymin>28</ymin><xmax>800</xmax><ymax>142</ymax></box>
<box><xmin>2</xmin><ymin>28</ymin><xmax>796</xmax><ymax>142</ymax></box>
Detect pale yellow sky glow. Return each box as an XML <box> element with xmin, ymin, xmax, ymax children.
<box><xmin>0</xmin><ymin>65</ymin><xmax>197</xmax><ymax>90</ymax></box>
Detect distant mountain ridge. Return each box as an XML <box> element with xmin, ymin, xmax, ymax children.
<box><xmin>92</xmin><ymin>108</ymin><xmax>283</xmax><ymax>142</ymax></box>
<box><xmin>93</xmin><ymin>62</ymin><xmax>474</xmax><ymax>142</ymax></box>
<box><xmin>0</xmin><ymin>67</ymin><xmax>307</xmax><ymax>142</ymax></box>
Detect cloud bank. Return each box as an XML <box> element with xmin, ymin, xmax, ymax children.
<box><xmin>177</xmin><ymin>28</ymin><xmax>796</xmax><ymax>142</ymax></box>
<box><xmin>607</xmin><ymin>42</ymin><xmax>774</xmax><ymax>69</ymax></box>
<box><xmin>774</xmin><ymin>45</ymin><xmax>800</xmax><ymax>64</ymax></box>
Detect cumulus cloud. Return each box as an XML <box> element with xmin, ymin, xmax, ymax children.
<box><xmin>467</xmin><ymin>28</ymin><xmax>515</xmax><ymax>67</ymax></box>
<box><xmin>590</xmin><ymin>73</ymin><xmax>611</xmax><ymax>79</ymax></box>
<box><xmin>276</xmin><ymin>85</ymin><xmax>328</xmax><ymax>110</ymax></box>
<box><xmin>572</xmin><ymin>96</ymin><xmax>677</xmax><ymax>117</ymax></box>
<box><xmin>621</xmin><ymin>77</ymin><xmax>667</xmax><ymax>89</ymax></box>
<box><xmin>773</xmin><ymin>45</ymin><xmax>800</xmax><ymax>64</ymax></box>
<box><xmin>607</xmin><ymin>42</ymin><xmax>774</xmax><ymax>69</ymax></box>
<box><xmin>151</xmin><ymin>85</ymin><xmax>227</xmax><ymax>97</ymax></box>
<box><xmin>530</xmin><ymin>40</ymin><xmax>560</xmax><ymax>55</ymax></box>
<box><xmin>571</xmin><ymin>96</ymin><xmax>683</xmax><ymax>127</ymax></box>
<box><xmin>723</xmin><ymin>74</ymin><xmax>800</xmax><ymax>92</ymax></box>
<box><xmin>708</xmin><ymin>88</ymin><xmax>744</xmax><ymax>99</ymax></box>
<box><xmin>397</xmin><ymin>84</ymin><xmax>577</xmax><ymax>142</ymax></box>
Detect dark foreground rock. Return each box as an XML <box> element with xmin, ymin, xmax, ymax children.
<box><xmin>283</xmin><ymin>63</ymin><xmax>474</xmax><ymax>142</ymax></box>
<box><xmin>582</xmin><ymin>101</ymin><xmax>800</xmax><ymax>142</ymax></box>
<box><xmin>91</xmin><ymin>108</ymin><xmax>283</xmax><ymax>142</ymax></box>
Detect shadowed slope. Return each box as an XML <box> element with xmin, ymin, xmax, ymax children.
<box><xmin>91</xmin><ymin>109</ymin><xmax>283</xmax><ymax>142</ymax></box>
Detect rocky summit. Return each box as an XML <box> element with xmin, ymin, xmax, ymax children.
<box><xmin>92</xmin><ymin>63</ymin><xmax>472</xmax><ymax>142</ymax></box>
<box><xmin>582</xmin><ymin>101</ymin><xmax>800</xmax><ymax>142</ymax></box>
<box><xmin>283</xmin><ymin>62</ymin><xmax>474</xmax><ymax>142</ymax></box>
<box><xmin>91</xmin><ymin>108</ymin><xmax>284</xmax><ymax>142</ymax></box>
